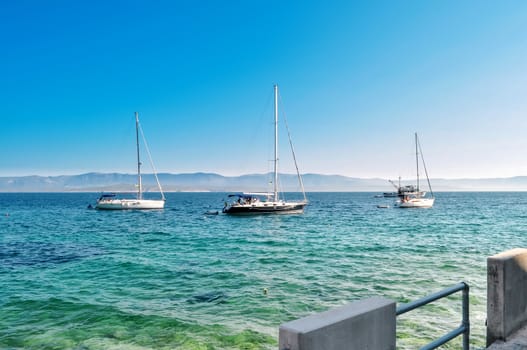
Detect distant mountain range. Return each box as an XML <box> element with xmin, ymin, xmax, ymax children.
<box><xmin>1</xmin><ymin>172</ymin><xmax>527</xmax><ymax>192</ymax></box>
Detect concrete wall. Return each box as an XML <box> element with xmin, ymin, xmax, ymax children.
<box><xmin>487</xmin><ymin>248</ymin><xmax>527</xmax><ymax>346</ymax></box>
<box><xmin>279</xmin><ymin>297</ymin><xmax>395</xmax><ymax>350</ymax></box>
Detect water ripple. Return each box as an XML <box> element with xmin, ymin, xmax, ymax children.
<box><xmin>1</xmin><ymin>192</ymin><xmax>524</xmax><ymax>349</ymax></box>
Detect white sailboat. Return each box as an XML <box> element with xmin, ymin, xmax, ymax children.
<box><xmin>223</xmin><ymin>85</ymin><xmax>308</xmax><ymax>215</ymax></box>
<box><xmin>395</xmin><ymin>133</ymin><xmax>435</xmax><ymax>208</ymax></box>
<box><xmin>96</xmin><ymin>112</ymin><xmax>165</xmax><ymax>210</ymax></box>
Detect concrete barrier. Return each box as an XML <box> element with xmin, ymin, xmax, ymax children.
<box><xmin>278</xmin><ymin>297</ymin><xmax>396</xmax><ymax>350</ymax></box>
<box><xmin>487</xmin><ymin>248</ymin><xmax>527</xmax><ymax>346</ymax></box>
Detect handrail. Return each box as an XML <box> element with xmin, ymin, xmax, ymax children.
<box><xmin>396</xmin><ymin>282</ymin><xmax>470</xmax><ymax>350</ymax></box>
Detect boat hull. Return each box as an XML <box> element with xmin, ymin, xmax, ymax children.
<box><xmin>95</xmin><ymin>199</ymin><xmax>165</xmax><ymax>210</ymax></box>
<box><xmin>223</xmin><ymin>202</ymin><xmax>306</xmax><ymax>215</ymax></box>
<box><xmin>396</xmin><ymin>198</ymin><xmax>435</xmax><ymax>208</ymax></box>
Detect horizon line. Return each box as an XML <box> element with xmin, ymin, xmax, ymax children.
<box><xmin>1</xmin><ymin>171</ymin><xmax>527</xmax><ymax>181</ymax></box>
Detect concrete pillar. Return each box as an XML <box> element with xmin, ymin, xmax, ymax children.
<box><xmin>279</xmin><ymin>297</ymin><xmax>396</xmax><ymax>350</ymax></box>
<box><xmin>487</xmin><ymin>248</ymin><xmax>527</xmax><ymax>346</ymax></box>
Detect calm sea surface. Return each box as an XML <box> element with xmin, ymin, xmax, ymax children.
<box><xmin>1</xmin><ymin>192</ymin><xmax>527</xmax><ymax>349</ymax></box>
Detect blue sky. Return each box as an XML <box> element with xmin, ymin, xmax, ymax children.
<box><xmin>1</xmin><ymin>1</ymin><xmax>527</xmax><ymax>179</ymax></box>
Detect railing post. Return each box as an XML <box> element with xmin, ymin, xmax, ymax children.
<box><xmin>396</xmin><ymin>282</ymin><xmax>470</xmax><ymax>350</ymax></box>
<box><xmin>462</xmin><ymin>282</ymin><xmax>470</xmax><ymax>350</ymax></box>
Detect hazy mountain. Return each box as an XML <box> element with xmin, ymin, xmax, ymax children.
<box><xmin>1</xmin><ymin>172</ymin><xmax>527</xmax><ymax>192</ymax></box>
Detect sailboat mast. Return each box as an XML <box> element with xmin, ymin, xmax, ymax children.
<box><xmin>415</xmin><ymin>132</ymin><xmax>419</xmax><ymax>193</ymax></box>
<box><xmin>135</xmin><ymin>112</ymin><xmax>142</xmax><ymax>200</ymax></box>
<box><xmin>273</xmin><ymin>84</ymin><xmax>279</xmax><ymax>202</ymax></box>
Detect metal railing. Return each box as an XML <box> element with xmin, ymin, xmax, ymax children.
<box><xmin>396</xmin><ymin>282</ymin><xmax>470</xmax><ymax>350</ymax></box>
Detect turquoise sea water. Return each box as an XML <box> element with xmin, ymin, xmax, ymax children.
<box><xmin>1</xmin><ymin>192</ymin><xmax>527</xmax><ymax>349</ymax></box>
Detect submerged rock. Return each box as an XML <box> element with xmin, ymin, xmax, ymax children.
<box><xmin>187</xmin><ymin>291</ymin><xmax>227</xmax><ymax>304</ymax></box>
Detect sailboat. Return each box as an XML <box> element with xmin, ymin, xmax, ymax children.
<box><xmin>95</xmin><ymin>112</ymin><xmax>166</xmax><ymax>210</ymax></box>
<box><xmin>395</xmin><ymin>133</ymin><xmax>435</xmax><ymax>208</ymax></box>
<box><xmin>222</xmin><ymin>85</ymin><xmax>308</xmax><ymax>215</ymax></box>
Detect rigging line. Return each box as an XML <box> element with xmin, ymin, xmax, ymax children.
<box><xmin>278</xmin><ymin>94</ymin><xmax>307</xmax><ymax>202</ymax></box>
<box><xmin>254</xmin><ymin>89</ymin><xmax>274</xmax><ymax>161</ymax></box>
<box><xmin>138</xmin><ymin>122</ymin><xmax>166</xmax><ymax>201</ymax></box>
<box><xmin>277</xmin><ymin>172</ymin><xmax>286</xmax><ymax>202</ymax></box>
<box><xmin>236</xmin><ymin>89</ymin><xmax>274</xmax><ymax>177</ymax></box>
<box><xmin>415</xmin><ymin>132</ymin><xmax>420</xmax><ymax>193</ymax></box>
<box><xmin>417</xmin><ymin>135</ymin><xmax>434</xmax><ymax>198</ymax></box>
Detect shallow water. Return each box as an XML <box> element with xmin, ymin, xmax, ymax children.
<box><xmin>1</xmin><ymin>192</ymin><xmax>526</xmax><ymax>349</ymax></box>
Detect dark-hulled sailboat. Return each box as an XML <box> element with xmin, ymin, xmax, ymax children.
<box><xmin>223</xmin><ymin>85</ymin><xmax>307</xmax><ymax>215</ymax></box>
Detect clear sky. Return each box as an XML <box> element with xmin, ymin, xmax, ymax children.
<box><xmin>1</xmin><ymin>1</ymin><xmax>527</xmax><ymax>179</ymax></box>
